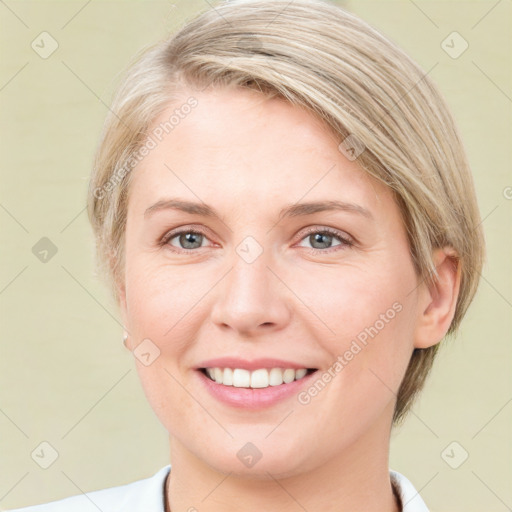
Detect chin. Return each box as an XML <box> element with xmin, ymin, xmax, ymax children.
<box><xmin>196</xmin><ymin>438</ymin><xmax>311</xmax><ymax>480</ymax></box>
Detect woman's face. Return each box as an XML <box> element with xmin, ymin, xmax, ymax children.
<box><xmin>120</xmin><ymin>86</ymin><xmax>427</xmax><ymax>477</ymax></box>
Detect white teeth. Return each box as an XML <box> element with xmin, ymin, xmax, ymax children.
<box><xmin>204</xmin><ymin>367</ymin><xmax>311</xmax><ymax>388</ymax></box>
<box><xmin>232</xmin><ymin>369</ymin><xmax>250</xmax><ymax>388</ymax></box>
<box><xmin>250</xmin><ymin>369</ymin><xmax>268</xmax><ymax>388</ymax></box>
<box><xmin>214</xmin><ymin>367</ymin><xmax>223</xmax><ymax>384</ymax></box>
<box><xmin>295</xmin><ymin>368</ymin><xmax>307</xmax><ymax>380</ymax></box>
<box><xmin>269</xmin><ymin>368</ymin><xmax>283</xmax><ymax>386</ymax></box>
<box><xmin>223</xmin><ymin>367</ymin><xmax>233</xmax><ymax>386</ymax></box>
<box><xmin>283</xmin><ymin>369</ymin><xmax>295</xmax><ymax>383</ymax></box>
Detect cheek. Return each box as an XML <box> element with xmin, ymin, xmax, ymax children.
<box><xmin>287</xmin><ymin>257</ymin><xmax>417</xmax><ymax>395</ymax></box>
<box><xmin>124</xmin><ymin>255</ymin><xmax>206</xmax><ymax>340</ymax></box>
<box><xmin>124</xmin><ymin>261</ymin><xmax>198</xmax><ymax>429</ymax></box>
<box><xmin>123</xmin><ymin>257</ymin><xmax>220</xmax><ymax>420</ymax></box>
<box><xmin>123</xmin><ymin>260</ymin><xmax>197</xmax><ymax>404</ymax></box>
<box><xmin>287</xmin><ymin>258</ymin><xmax>412</xmax><ymax>342</ymax></box>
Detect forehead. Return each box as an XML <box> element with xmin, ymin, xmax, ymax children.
<box><xmin>128</xmin><ymin>86</ymin><xmax>391</xmax><ymax>215</ymax></box>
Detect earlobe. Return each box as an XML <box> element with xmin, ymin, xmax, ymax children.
<box><xmin>413</xmin><ymin>247</ymin><xmax>461</xmax><ymax>349</ymax></box>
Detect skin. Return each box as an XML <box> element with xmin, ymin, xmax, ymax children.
<box><xmin>118</xmin><ymin>86</ymin><xmax>460</xmax><ymax>512</ymax></box>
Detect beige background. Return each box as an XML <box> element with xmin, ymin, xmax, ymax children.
<box><xmin>0</xmin><ymin>1</ymin><xmax>510</xmax><ymax>511</ymax></box>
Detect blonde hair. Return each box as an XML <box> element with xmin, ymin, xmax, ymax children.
<box><xmin>87</xmin><ymin>0</ymin><xmax>485</xmax><ymax>424</ymax></box>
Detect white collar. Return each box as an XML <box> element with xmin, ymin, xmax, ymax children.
<box><xmin>121</xmin><ymin>465</ymin><xmax>429</xmax><ymax>512</ymax></box>
<box><xmin>9</xmin><ymin>464</ymin><xmax>429</xmax><ymax>511</ymax></box>
<box><xmin>390</xmin><ymin>469</ymin><xmax>430</xmax><ymax>511</ymax></box>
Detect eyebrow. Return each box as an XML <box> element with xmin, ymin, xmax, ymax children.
<box><xmin>144</xmin><ymin>198</ymin><xmax>374</xmax><ymax>221</ymax></box>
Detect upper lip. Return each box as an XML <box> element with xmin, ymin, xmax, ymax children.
<box><xmin>195</xmin><ymin>357</ymin><xmax>317</xmax><ymax>371</ymax></box>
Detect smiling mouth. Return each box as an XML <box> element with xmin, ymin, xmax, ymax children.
<box><xmin>199</xmin><ymin>367</ymin><xmax>317</xmax><ymax>389</ymax></box>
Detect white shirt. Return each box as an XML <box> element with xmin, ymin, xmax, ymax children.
<box><xmin>8</xmin><ymin>465</ymin><xmax>429</xmax><ymax>511</ymax></box>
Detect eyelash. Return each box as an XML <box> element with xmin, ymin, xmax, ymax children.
<box><xmin>159</xmin><ymin>225</ymin><xmax>354</xmax><ymax>254</ymax></box>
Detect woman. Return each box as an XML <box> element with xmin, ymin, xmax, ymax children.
<box><xmin>9</xmin><ymin>0</ymin><xmax>485</xmax><ymax>510</ymax></box>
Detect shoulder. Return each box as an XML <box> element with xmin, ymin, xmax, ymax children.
<box><xmin>389</xmin><ymin>469</ymin><xmax>430</xmax><ymax>512</ymax></box>
<box><xmin>7</xmin><ymin>465</ymin><xmax>171</xmax><ymax>512</ymax></box>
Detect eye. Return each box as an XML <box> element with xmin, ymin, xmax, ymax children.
<box><xmin>296</xmin><ymin>227</ymin><xmax>354</xmax><ymax>253</ymax></box>
<box><xmin>161</xmin><ymin>228</ymin><xmax>212</xmax><ymax>251</ymax></box>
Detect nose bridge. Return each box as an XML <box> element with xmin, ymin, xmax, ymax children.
<box><xmin>210</xmin><ymin>238</ymin><xmax>291</xmax><ymax>334</ymax></box>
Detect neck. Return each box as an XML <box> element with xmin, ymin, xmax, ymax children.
<box><xmin>165</xmin><ymin>411</ymin><xmax>400</xmax><ymax>512</ymax></box>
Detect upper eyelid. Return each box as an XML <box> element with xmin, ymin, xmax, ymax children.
<box><xmin>162</xmin><ymin>224</ymin><xmax>216</xmax><ymax>241</ymax></box>
<box><xmin>298</xmin><ymin>226</ymin><xmax>353</xmax><ymax>242</ymax></box>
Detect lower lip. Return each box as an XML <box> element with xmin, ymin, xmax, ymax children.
<box><xmin>195</xmin><ymin>369</ymin><xmax>318</xmax><ymax>409</ymax></box>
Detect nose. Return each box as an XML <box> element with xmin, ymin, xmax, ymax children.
<box><xmin>210</xmin><ymin>249</ymin><xmax>292</xmax><ymax>337</ymax></box>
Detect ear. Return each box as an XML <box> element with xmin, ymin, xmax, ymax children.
<box><xmin>413</xmin><ymin>247</ymin><xmax>462</xmax><ymax>349</ymax></box>
<box><xmin>117</xmin><ymin>281</ymin><xmax>130</xmax><ymax>341</ymax></box>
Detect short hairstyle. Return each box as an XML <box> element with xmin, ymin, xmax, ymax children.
<box><xmin>87</xmin><ymin>0</ymin><xmax>485</xmax><ymax>424</ymax></box>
